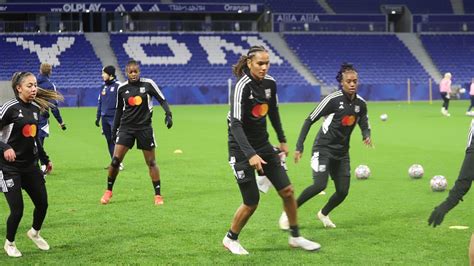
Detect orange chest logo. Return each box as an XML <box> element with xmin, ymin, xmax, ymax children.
<box><xmin>128</xmin><ymin>96</ymin><xmax>143</xmax><ymax>106</ymax></box>
<box><xmin>22</xmin><ymin>124</ymin><xmax>37</xmax><ymax>138</ymax></box>
<box><xmin>252</xmin><ymin>103</ymin><xmax>269</xmax><ymax>118</ymax></box>
<box><xmin>341</xmin><ymin>115</ymin><xmax>356</xmax><ymax>126</ymax></box>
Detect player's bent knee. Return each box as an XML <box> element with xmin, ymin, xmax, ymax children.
<box><xmin>279</xmin><ymin>185</ymin><xmax>294</xmax><ymax>198</ymax></box>
<box><xmin>111</xmin><ymin>156</ymin><xmax>121</xmax><ymax>169</ymax></box>
<box><xmin>243</xmin><ymin>203</ymin><xmax>259</xmax><ymax>213</ymax></box>
<box><xmin>147</xmin><ymin>159</ymin><xmax>156</xmax><ymax>167</ymax></box>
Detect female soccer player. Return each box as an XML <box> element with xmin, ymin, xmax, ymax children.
<box><xmin>95</xmin><ymin>65</ymin><xmax>123</xmax><ymax>170</ymax></box>
<box><xmin>279</xmin><ymin>63</ymin><xmax>372</xmax><ymax>230</ymax></box>
<box><xmin>223</xmin><ymin>45</ymin><xmax>320</xmax><ymax>255</ymax></box>
<box><xmin>99</xmin><ymin>60</ymin><xmax>172</xmax><ymax>206</ymax></box>
<box><xmin>428</xmin><ymin>119</ymin><xmax>474</xmax><ymax>227</ymax></box>
<box><xmin>1</xmin><ymin>72</ymin><xmax>61</xmax><ymax>257</ymax></box>
<box><xmin>36</xmin><ymin>63</ymin><xmax>66</xmax><ymax>146</ymax></box>
<box><xmin>466</xmin><ymin>78</ymin><xmax>474</xmax><ymax>116</ymax></box>
<box><xmin>439</xmin><ymin>72</ymin><xmax>452</xmax><ymax>117</ymax></box>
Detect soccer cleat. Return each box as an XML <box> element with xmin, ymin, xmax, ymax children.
<box><xmin>279</xmin><ymin>211</ymin><xmax>289</xmax><ymax>230</ymax></box>
<box><xmin>317</xmin><ymin>210</ymin><xmax>336</xmax><ymax>228</ymax></box>
<box><xmin>222</xmin><ymin>235</ymin><xmax>249</xmax><ymax>255</ymax></box>
<box><xmin>289</xmin><ymin>236</ymin><xmax>321</xmax><ymax>251</ymax></box>
<box><xmin>27</xmin><ymin>228</ymin><xmax>50</xmax><ymax>251</ymax></box>
<box><xmin>119</xmin><ymin>163</ymin><xmax>124</xmax><ymax>171</ymax></box>
<box><xmin>4</xmin><ymin>240</ymin><xmax>22</xmax><ymax>257</ymax></box>
<box><xmin>100</xmin><ymin>190</ymin><xmax>113</xmax><ymax>204</ymax></box>
<box><xmin>154</xmin><ymin>195</ymin><xmax>164</xmax><ymax>205</ymax></box>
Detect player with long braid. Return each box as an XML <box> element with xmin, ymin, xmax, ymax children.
<box><xmin>279</xmin><ymin>63</ymin><xmax>372</xmax><ymax>229</ymax></box>
<box><xmin>223</xmin><ymin>45</ymin><xmax>320</xmax><ymax>255</ymax></box>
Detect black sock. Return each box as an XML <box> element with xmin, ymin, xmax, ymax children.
<box><xmin>227</xmin><ymin>230</ymin><xmax>239</xmax><ymax>240</ymax></box>
<box><xmin>107</xmin><ymin>176</ymin><xmax>116</xmax><ymax>191</ymax></box>
<box><xmin>289</xmin><ymin>225</ymin><xmax>300</xmax><ymax>238</ymax></box>
<box><xmin>152</xmin><ymin>180</ymin><xmax>161</xmax><ymax>195</ymax></box>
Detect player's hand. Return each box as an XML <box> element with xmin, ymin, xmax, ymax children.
<box><xmin>428</xmin><ymin>205</ymin><xmax>448</xmax><ymax>227</ymax></box>
<box><xmin>95</xmin><ymin>119</ymin><xmax>100</xmax><ymax>127</ymax></box>
<box><xmin>279</xmin><ymin>142</ymin><xmax>289</xmax><ymax>156</ymax></box>
<box><xmin>3</xmin><ymin>148</ymin><xmax>15</xmax><ymax>162</ymax></box>
<box><xmin>60</xmin><ymin>123</ymin><xmax>67</xmax><ymax>131</ymax></box>
<box><xmin>294</xmin><ymin>151</ymin><xmax>302</xmax><ymax>164</ymax></box>
<box><xmin>44</xmin><ymin>161</ymin><xmax>53</xmax><ymax>174</ymax></box>
<box><xmin>363</xmin><ymin>137</ymin><xmax>373</xmax><ymax>148</ymax></box>
<box><xmin>165</xmin><ymin>112</ymin><xmax>173</xmax><ymax>129</ymax></box>
<box><xmin>249</xmin><ymin>154</ymin><xmax>267</xmax><ymax>174</ymax></box>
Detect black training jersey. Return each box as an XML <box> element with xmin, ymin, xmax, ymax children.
<box><xmin>466</xmin><ymin>120</ymin><xmax>474</xmax><ymax>153</ymax></box>
<box><xmin>227</xmin><ymin>70</ymin><xmax>286</xmax><ymax>159</ymax></box>
<box><xmin>296</xmin><ymin>90</ymin><xmax>370</xmax><ymax>155</ymax></box>
<box><xmin>0</xmin><ymin>98</ymin><xmax>49</xmax><ymax>172</ymax></box>
<box><xmin>113</xmin><ymin>78</ymin><xmax>168</xmax><ymax>133</ymax></box>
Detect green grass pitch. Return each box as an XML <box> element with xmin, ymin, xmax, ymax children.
<box><xmin>1</xmin><ymin>100</ymin><xmax>473</xmax><ymax>264</ymax></box>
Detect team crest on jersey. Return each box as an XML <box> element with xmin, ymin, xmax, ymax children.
<box><xmin>101</xmin><ymin>88</ymin><xmax>106</xmax><ymax>96</ymax></box>
<box><xmin>110</xmin><ymin>87</ymin><xmax>115</xmax><ymax>92</ymax></box>
<box><xmin>355</xmin><ymin>105</ymin><xmax>360</xmax><ymax>113</ymax></box>
<box><xmin>33</xmin><ymin>112</ymin><xmax>38</xmax><ymax>120</ymax></box>
<box><xmin>265</xmin><ymin>89</ymin><xmax>271</xmax><ymax>99</ymax></box>
<box><xmin>140</xmin><ymin>87</ymin><xmax>146</xmax><ymax>93</ymax></box>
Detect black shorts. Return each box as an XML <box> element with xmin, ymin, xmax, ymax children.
<box><xmin>310</xmin><ymin>148</ymin><xmax>350</xmax><ymax>180</ymax></box>
<box><xmin>116</xmin><ymin>128</ymin><xmax>156</xmax><ymax>150</ymax></box>
<box><xmin>228</xmin><ymin>144</ymin><xmax>290</xmax><ymax>191</ymax></box>
<box><xmin>0</xmin><ymin>167</ymin><xmax>45</xmax><ymax>193</ymax></box>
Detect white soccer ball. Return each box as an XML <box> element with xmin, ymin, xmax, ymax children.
<box><xmin>430</xmin><ymin>175</ymin><xmax>448</xmax><ymax>192</ymax></box>
<box><xmin>355</xmin><ymin>165</ymin><xmax>370</xmax><ymax>179</ymax></box>
<box><xmin>408</xmin><ymin>164</ymin><xmax>424</xmax><ymax>179</ymax></box>
<box><xmin>380</xmin><ymin>113</ymin><xmax>388</xmax><ymax>121</ymax></box>
<box><xmin>460</xmin><ymin>88</ymin><xmax>466</xmax><ymax>94</ymax></box>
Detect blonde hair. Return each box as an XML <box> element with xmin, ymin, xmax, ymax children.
<box><xmin>40</xmin><ymin>63</ymin><xmax>52</xmax><ymax>76</ymax></box>
<box><xmin>444</xmin><ymin>72</ymin><xmax>452</xmax><ymax>79</ymax></box>
<box><xmin>11</xmin><ymin>72</ymin><xmax>63</xmax><ymax>111</ymax></box>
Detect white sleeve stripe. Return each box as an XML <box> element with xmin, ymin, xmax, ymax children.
<box><xmin>0</xmin><ymin>100</ymin><xmax>18</xmax><ymax>119</ymax></box>
<box><xmin>309</xmin><ymin>91</ymin><xmax>342</xmax><ymax>121</ymax></box>
<box><xmin>117</xmin><ymin>81</ymin><xmax>128</xmax><ymax>89</ymax></box>
<box><xmin>233</xmin><ymin>76</ymin><xmax>250</xmax><ymax>120</ymax></box>
<box><xmin>142</xmin><ymin>78</ymin><xmax>165</xmax><ymax>100</ymax></box>
<box><xmin>357</xmin><ymin>94</ymin><xmax>367</xmax><ymax>103</ymax></box>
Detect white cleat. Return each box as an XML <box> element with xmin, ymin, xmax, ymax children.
<box><xmin>4</xmin><ymin>240</ymin><xmax>22</xmax><ymax>257</ymax></box>
<box><xmin>222</xmin><ymin>236</ymin><xmax>249</xmax><ymax>255</ymax></box>
<box><xmin>317</xmin><ymin>210</ymin><xmax>336</xmax><ymax>228</ymax></box>
<box><xmin>27</xmin><ymin>228</ymin><xmax>50</xmax><ymax>251</ymax></box>
<box><xmin>279</xmin><ymin>211</ymin><xmax>289</xmax><ymax>230</ymax></box>
<box><xmin>289</xmin><ymin>236</ymin><xmax>321</xmax><ymax>251</ymax></box>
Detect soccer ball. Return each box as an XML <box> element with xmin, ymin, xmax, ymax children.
<box><xmin>460</xmin><ymin>88</ymin><xmax>466</xmax><ymax>94</ymax></box>
<box><xmin>408</xmin><ymin>164</ymin><xmax>424</xmax><ymax>179</ymax></box>
<box><xmin>355</xmin><ymin>165</ymin><xmax>370</xmax><ymax>179</ymax></box>
<box><xmin>380</xmin><ymin>113</ymin><xmax>388</xmax><ymax>121</ymax></box>
<box><xmin>430</xmin><ymin>175</ymin><xmax>448</xmax><ymax>192</ymax></box>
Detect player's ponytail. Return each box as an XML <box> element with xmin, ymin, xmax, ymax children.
<box><xmin>232</xmin><ymin>45</ymin><xmax>268</xmax><ymax>78</ymax></box>
<box><xmin>11</xmin><ymin>71</ymin><xmax>63</xmax><ymax>111</ymax></box>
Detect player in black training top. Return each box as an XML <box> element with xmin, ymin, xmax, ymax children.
<box><xmin>279</xmin><ymin>63</ymin><xmax>372</xmax><ymax>230</ymax></box>
<box><xmin>222</xmin><ymin>45</ymin><xmax>320</xmax><ymax>255</ymax></box>
<box><xmin>429</xmin><ymin>120</ymin><xmax>474</xmax><ymax>227</ymax></box>
<box><xmin>0</xmin><ymin>72</ymin><xmax>62</xmax><ymax>257</ymax></box>
<box><xmin>100</xmin><ymin>60</ymin><xmax>172</xmax><ymax>206</ymax></box>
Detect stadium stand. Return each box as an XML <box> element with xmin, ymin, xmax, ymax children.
<box><xmin>0</xmin><ymin>34</ymin><xmax>102</xmax><ymax>89</ymax></box>
<box><xmin>420</xmin><ymin>34</ymin><xmax>474</xmax><ymax>84</ymax></box>
<box><xmin>283</xmin><ymin>33</ymin><xmax>430</xmax><ymax>85</ymax></box>
<box><xmin>326</xmin><ymin>0</ymin><xmax>453</xmax><ymax>14</ymax></box>
<box><xmin>172</xmin><ymin>0</ymin><xmax>325</xmax><ymax>13</ymax></box>
<box><xmin>110</xmin><ymin>33</ymin><xmax>310</xmax><ymax>87</ymax></box>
